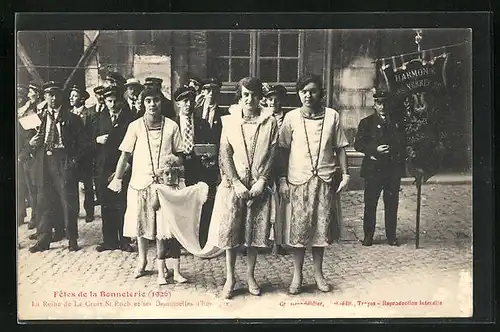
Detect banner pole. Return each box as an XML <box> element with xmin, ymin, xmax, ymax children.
<box><xmin>415</xmin><ymin>175</ymin><xmax>422</xmax><ymax>249</ymax></box>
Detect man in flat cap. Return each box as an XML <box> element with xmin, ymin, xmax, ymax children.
<box><xmin>89</xmin><ymin>85</ymin><xmax>107</xmax><ymax>114</ymax></box>
<box><xmin>173</xmin><ymin>86</ymin><xmax>214</xmax><ymax>247</ymax></box>
<box><xmin>27</xmin><ymin>81</ymin><xmax>87</xmax><ymax>253</ymax></box>
<box><xmin>143</xmin><ymin>77</ymin><xmax>176</xmax><ymax>120</ymax></box>
<box><xmin>93</xmin><ymin>86</ymin><xmax>135</xmax><ymax>252</ymax></box>
<box><xmin>354</xmin><ymin>88</ymin><xmax>407</xmax><ymax>247</ymax></box>
<box><xmin>124</xmin><ymin>78</ymin><xmax>143</xmax><ymax>118</ymax></box>
<box><xmin>262</xmin><ymin>83</ymin><xmax>289</xmax><ymax>255</ymax></box>
<box><xmin>69</xmin><ymin>85</ymin><xmax>96</xmax><ymax>223</ymax></box>
<box><xmin>195</xmin><ymin>78</ymin><xmax>229</xmax><ymax>146</ymax></box>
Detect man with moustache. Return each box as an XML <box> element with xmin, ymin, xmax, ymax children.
<box><xmin>90</xmin><ymin>85</ymin><xmax>107</xmax><ymax>114</ymax></box>
<box><xmin>28</xmin><ymin>81</ymin><xmax>87</xmax><ymax>253</ymax></box>
<box><xmin>354</xmin><ymin>89</ymin><xmax>407</xmax><ymax>247</ymax></box>
<box><xmin>173</xmin><ymin>86</ymin><xmax>214</xmax><ymax>247</ymax></box>
<box><xmin>93</xmin><ymin>86</ymin><xmax>135</xmax><ymax>252</ymax></box>
<box><xmin>69</xmin><ymin>85</ymin><xmax>96</xmax><ymax>222</ymax></box>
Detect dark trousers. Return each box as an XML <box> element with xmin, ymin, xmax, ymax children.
<box><xmin>363</xmin><ymin>174</ymin><xmax>401</xmax><ymax>241</ymax></box>
<box><xmin>81</xmin><ymin>174</ymin><xmax>95</xmax><ymax>218</ymax></box>
<box><xmin>36</xmin><ymin>150</ymin><xmax>79</xmax><ymax>247</ymax></box>
<box><xmin>99</xmin><ymin>181</ymin><xmax>129</xmax><ymax>247</ymax></box>
<box><xmin>157</xmin><ymin>238</ymin><xmax>181</xmax><ymax>259</ymax></box>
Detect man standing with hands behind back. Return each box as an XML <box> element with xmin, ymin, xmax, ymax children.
<box><xmin>354</xmin><ymin>89</ymin><xmax>407</xmax><ymax>247</ymax></box>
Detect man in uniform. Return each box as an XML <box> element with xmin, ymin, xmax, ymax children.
<box><xmin>195</xmin><ymin>78</ymin><xmax>229</xmax><ymax>145</ymax></box>
<box><xmin>354</xmin><ymin>89</ymin><xmax>407</xmax><ymax>247</ymax></box>
<box><xmin>69</xmin><ymin>85</ymin><xmax>96</xmax><ymax>222</ymax></box>
<box><xmin>28</xmin><ymin>81</ymin><xmax>87</xmax><ymax>253</ymax></box>
<box><xmin>93</xmin><ymin>86</ymin><xmax>135</xmax><ymax>252</ymax></box>
<box><xmin>143</xmin><ymin>77</ymin><xmax>176</xmax><ymax>120</ymax></box>
<box><xmin>89</xmin><ymin>85</ymin><xmax>106</xmax><ymax>114</ymax></box>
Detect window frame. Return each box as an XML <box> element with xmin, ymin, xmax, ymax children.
<box><xmin>208</xmin><ymin>30</ymin><xmax>305</xmax><ymax>92</ymax></box>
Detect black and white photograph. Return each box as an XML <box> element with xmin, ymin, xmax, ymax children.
<box><xmin>16</xmin><ymin>18</ymin><xmax>477</xmax><ymax>319</ymax></box>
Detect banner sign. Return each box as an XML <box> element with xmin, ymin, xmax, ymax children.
<box><xmin>381</xmin><ymin>53</ymin><xmax>450</xmax><ymax>182</ymax></box>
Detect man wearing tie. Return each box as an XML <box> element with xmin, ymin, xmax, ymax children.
<box><xmin>124</xmin><ymin>78</ymin><xmax>144</xmax><ymax>118</ymax></box>
<box><xmin>195</xmin><ymin>78</ymin><xmax>229</xmax><ymax>146</ymax></box>
<box><xmin>354</xmin><ymin>89</ymin><xmax>407</xmax><ymax>247</ymax></box>
<box><xmin>28</xmin><ymin>81</ymin><xmax>87</xmax><ymax>253</ymax></box>
<box><xmin>173</xmin><ymin>86</ymin><xmax>214</xmax><ymax>246</ymax></box>
<box><xmin>93</xmin><ymin>86</ymin><xmax>135</xmax><ymax>252</ymax></box>
<box><xmin>90</xmin><ymin>85</ymin><xmax>106</xmax><ymax>114</ymax></box>
<box><xmin>69</xmin><ymin>85</ymin><xmax>96</xmax><ymax>223</ymax></box>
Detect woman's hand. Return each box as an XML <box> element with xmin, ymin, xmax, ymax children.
<box><xmin>249</xmin><ymin>178</ymin><xmax>266</xmax><ymax>198</ymax></box>
<box><xmin>278</xmin><ymin>177</ymin><xmax>289</xmax><ymax>201</ymax></box>
<box><xmin>232</xmin><ymin>180</ymin><xmax>250</xmax><ymax>200</ymax></box>
<box><xmin>336</xmin><ymin>174</ymin><xmax>350</xmax><ymax>194</ymax></box>
<box><xmin>108</xmin><ymin>177</ymin><xmax>123</xmax><ymax>193</ymax></box>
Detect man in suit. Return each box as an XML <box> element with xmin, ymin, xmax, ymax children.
<box><xmin>195</xmin><ymin>78</ymin><xmax>229</xmax><ymax>146</ymax></box>
<box><xmin>28</xmin><ymin>81</ymin><xmax>87</xmax><ymax>253</ymax></box>
<box><xmin>143</xmin><ymin>77</ymin><xmax>176</xmax><ymax>120</ymax></box>
<box><xmin>17</xmin><ymin>84</ymin><xmax>30</xmax><ymax>227</ymax></box>
<box><xmin>173</xmin><ymin>86</ymin><xmax>215</xmax><ymax>247</ymax></box>
<box><xmin>93</xmin><ymin>86</ymin><xmax>135</xmax><ymax>252</ymax></box>
<box><xmin>123</xmin><ymin>78</ymin><xmax>143</xmax><ymax>118</ymax></box>
<box><xmin>354</xmin><ymin>89</ymin><xmax>407</xmax><ymax>247</ymax></box>
<box><xmin>69</xmin><ymin>85</ymin><xmax>96</xmax><ymax>222</ymax></box>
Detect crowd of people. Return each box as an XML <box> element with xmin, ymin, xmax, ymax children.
<box><xmin>17</xmin><ymin>70</ymin><xmax>408</xmax><ymax>299</ymax></box>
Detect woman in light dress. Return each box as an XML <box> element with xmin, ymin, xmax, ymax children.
<box><xmin>278</xmin><ymin>74</ymin><xmax>350</xmax><ymax>295</ymax></box>
<box><xmin>206</xmin><ymin>77</ymin><xmax>278</xmax><ymax>299</ymax></box>
<box><xmin>108</xmin><ymin>85</ymin><xmax>185</xmax><ymax>281</ymax></box>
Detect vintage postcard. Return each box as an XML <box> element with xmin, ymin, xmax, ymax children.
<box><xmin>16</xmin><ymin>17</ymin><xmax>476</xmax><ymax>320</ymax></box>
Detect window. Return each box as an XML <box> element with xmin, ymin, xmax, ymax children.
<box><xmin>257</xmin><ymin>31</ymin><xmax>302</xmax><ymax>83</ymax></box>
<box><xmin>208</xmin><ymin>32</ymin><xmax>252</xmax><ymax>83</ymax></box>
<box><xmin>207</xmin><ymin>30</ymin><xmax>304</xmax><ymax>85</ymax></box>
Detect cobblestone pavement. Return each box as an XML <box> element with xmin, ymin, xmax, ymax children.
<box><xmin>17</xmin><ymin>183</ymin><xmax>472</xmax><ymax>320</ymax></box>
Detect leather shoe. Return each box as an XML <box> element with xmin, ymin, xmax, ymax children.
<box><xmin>96</xmin><ymin>243</ymin><xmax>118</xmax><ymax>252</ymax></box>
<box><xmin>28</xmin><ymin>233</ymin><xmax>38</xmax><ymax>240</ymax></box>
<box><xmin>68</xmin><ymin>241</ymin><xmax>79</xmax><ymax>252</ymax></box>
<box><xmin>362</xmin><ymin>238</ymin><xmax>373</xmax><ymax>246</ymax></box>
<box><xmin>29</xmin><ymin>243</ymin><xmax>49</xmax><ymax>253</ymax></box>
<box><xmin>388</xmin><ymin>239</ymin><xmax>400</xmax><ymax>246</ymax></box>
<box><xmin>27</xmin><ymin>222</ymin><xmax>36</xmax><ymax>230</ymax></box>
<box><xmin>85</xmin><ymin>215</ymin><xmax>94</xmax><ymax>223</ymax></box>
<box><xmin>120</xmin><ymin>243</ymin><xmax>135</xmax><ymax>252</ymax></box>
